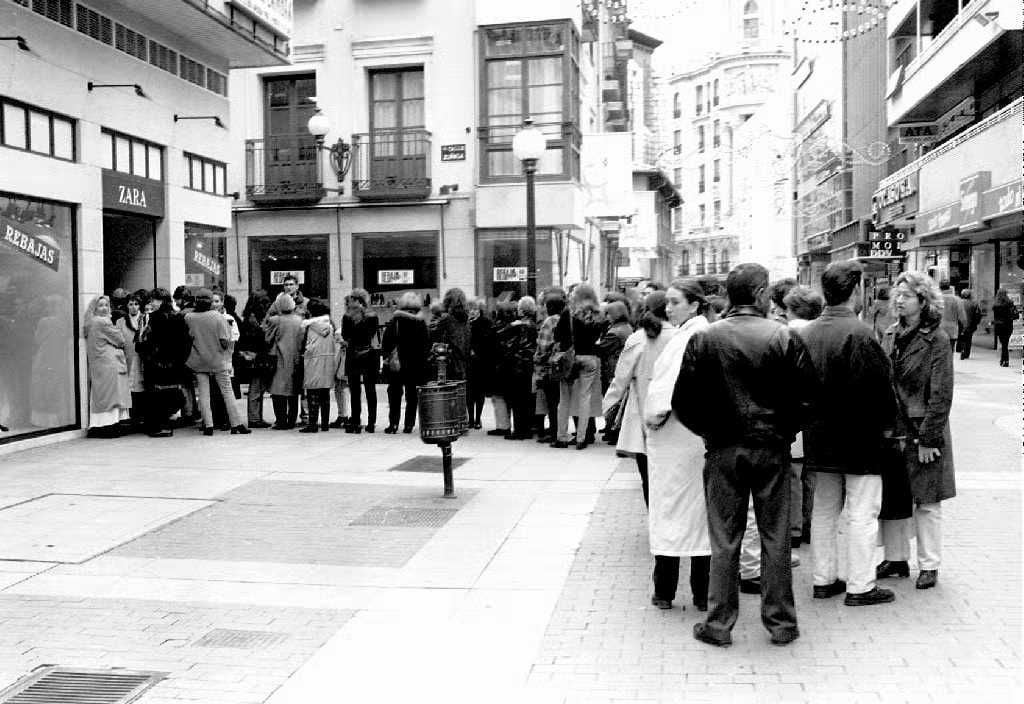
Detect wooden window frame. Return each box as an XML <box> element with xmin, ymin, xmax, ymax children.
<box><xmin>101</xmin><ymin>128</ymin><xmax>163</xmax><ymax>181</ymax></box>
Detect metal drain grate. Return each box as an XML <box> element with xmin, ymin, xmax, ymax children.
<box><xmin>388</xmin><ymin>455</ymin><xmax>469</xmax><ymax>473</ymax></box>
<box><xmin>349</xmin><ymin>505</ymin><xmax>458</xmax><ymax>527</ymax></box>
<box><xmin>0</xmin><ymin>666</ymin><xmax>165</xmax><ymax>704</ymax></box>
<box><xmin>193</xmin><ymin>628</ymin><xmax>288</xmax><ymax>649</ymax></box>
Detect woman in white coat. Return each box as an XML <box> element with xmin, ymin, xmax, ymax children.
<box><xmin>644</xmin><ymin>280</ymin><xmax>712</xmax><ymax>611</ymax></box>
<box><xmin>602</xmin><ymin>291</ymin><xmax>676</xmax><ymax>507</ymax></box>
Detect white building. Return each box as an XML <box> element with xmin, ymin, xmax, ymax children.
<box><xmin>0</xmin><ymin>0</ymin><xmax>289</xmax><ymax>449</ymax></box>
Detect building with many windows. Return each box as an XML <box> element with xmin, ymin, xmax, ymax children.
<box><xmin>872</xmin><ymin>0</ymin><xmax>1022</xmax><ymax>318</ymax></box>
<box><xmin>0</xmin><ymin>0</ymin><xmax>289</xmax><ymax>448</ymax></box>
<box><xmin>665</xmin><ymin>0</ymin><xmax>789</xmax><ymax>281</ymax></box>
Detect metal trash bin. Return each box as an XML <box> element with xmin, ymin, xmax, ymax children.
<box><xmin>417</xmin><ymin>380</ymin><xmax>469</xmax><ymax>444</ymax></box>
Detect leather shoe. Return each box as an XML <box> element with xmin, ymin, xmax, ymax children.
<box><xmin>739</xmin><ymin>577</ymin><xmax>760</xmax><ymax>594</ymax></box>
<box><xmin>813</xmin><ymin>580</ymin><xmax>846</xmax><ymax>599</ymax></box>
<box><xmin>844</xmin><ymin>586</ymin><xmax>895</xmax><ymax>606</ymax></box>
<box><xmin>230</xmin><ymin>425</ymin><xmax>252</xmax><ymax>435</ymax></box>
<box><xmin>770</xmin><ymin>628</ymin><xmax>800</xmax><ymax>646</ymax></box>
<box><xmin>692</xmin><ymin>597</ymin><xmax>708</xmax><ymax>612</ymax></box>
<box><xmin>549</xmin><ymin>441</ymin><xmax>569</xmax><ymax>449</ymax></box>
<box><xmin>916</xmin><ymin>570</ymin><xmax>938</xmax><ymax>589</ymax></box>
<box><xmin>329</xmin><ymin>417</ymin><xmax>348</xmax><ymax>429</ymax></box>
<box><xmin>486</xmin><ymin>429</ymin><xmax>508</xmax><ymax>436</ymax></box>
<box><xmin>248</xmin><ymin>420</ymin><xmax>272</xmax><ymax>429</ymax></box>
<box><xmin>876</xmin><ymin>560</ymin><xmax>910</xmax><ymax>579</ymax></box>
<box><xmin>650</xmin><ymin>595</ymin><xmax>673</xmax><ymax>610</ymax></box>
<box><xmin>693</xmin><ymin>622</ymin><xmax>731</xmax><ymax>647</ymax></box>
<box><xmin>403</xmin><ymin>426</ymin><xmax>415</xmax><ymax>434</ymax></box>
<box><xmin>298</xmin><ymin>426</ymin><xmax>318</xmax><ymax>434</ymax></box>
<box><xmin>384</xmin><ymin>426</ymin><xmax>398</xmax><ymax>434</ymax></box>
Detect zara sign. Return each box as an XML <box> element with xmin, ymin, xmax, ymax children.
<box><xmin>101</xmin><ymin>170</ymin><xmax>165</xmax><ymax>218</ymax></box>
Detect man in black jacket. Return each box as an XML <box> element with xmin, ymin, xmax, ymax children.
<box><xmin>672</xmin><ymin>263</ymin><xmax>816</xmax><ymax>647</ymax></box>
<box><xmin>801</xmin><ymin>261</ymin><xmax>899</xmax><ymax>607</ymax></box>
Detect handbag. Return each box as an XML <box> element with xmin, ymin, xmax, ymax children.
<box><xmin>387</xmin><ymin>320</ymin><xmax>402</xmax><ymax>374</ymax></box>
<box><xmin>879</xmin><ymin>438</ymin><xmax>913</xmax><ymax>520</ymax></box>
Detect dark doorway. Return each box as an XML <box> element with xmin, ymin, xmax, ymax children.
<box><xmin>103</xmin><ymin>212</ymin><xmax>157</xmax><ymax>294</ymax></box>
<box><xmin>249</xmin><ymin>235</ymin><xmax>329</xmax><ymax>302</ymax></box>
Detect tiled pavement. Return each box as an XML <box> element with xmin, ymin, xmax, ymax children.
<box><xmin>0</xmin><ymin>346</ymin><xmax>1018</xmax><ymax>703</ymax></box>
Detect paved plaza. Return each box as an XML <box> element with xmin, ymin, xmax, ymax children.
<box><xmin>0</xmin><ymin>346</ymin><xmax>1019</xmax><ymax>703</ymax></box>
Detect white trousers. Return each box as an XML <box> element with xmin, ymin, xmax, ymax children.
<box><xmin>811</xmin><ymin>473</ymin><xmax>882</xmax><ymax>594</ymax></box>
<box><xmin>492</xmin><ymin>396</ymin><xmax>510</xmax><ymax>430</ymax></box>
<box><xmin>881</xmin><ymin>502</ymin><xmax>943</xmax><ymax>571</ymax></box>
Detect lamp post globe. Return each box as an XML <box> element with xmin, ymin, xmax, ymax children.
<box><xmin>307</xmin><ymin>111</ymin><xmax>330</xmax><ymax>142</ymax></box>
<box><xmin>513</xmin><ymin>118</ymin><xmax>545</xmax><ymax>298</ymax></box>
<box><xmin>512</xmin><ymin>121</ymin><xmax>546</xmax><ymax>163</ymax></box>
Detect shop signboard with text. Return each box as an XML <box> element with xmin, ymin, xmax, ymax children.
<box><xmin>493</xmin><ymin>266</ymin><xmax>527</xmax><ymax>282</ymax></box>
<box><xmin>983</xmin><ymin>180</ymin><xmax>1023</xmax><ymax>221</ymax></box>
<box><xmin>872</xmin><ymin>172</ymin><xmax>918</xmax><ymax>224</ymax></box>
<box><xmin>0</xmin><ymin>214</ymin><xmax>61</xmax><ymax>272</ymax></box>
<box><xmin>377</xmin><ymin>270</ymin><xmax>414</xmax><ymax>286</ymax></box>
<box><xmin>270</xmin><ymin>270</ymin><xmax>305</xmax><ymax>285</ymax></box>
<box><xmin>101</xmin><ymin>170</ymin><xmax>165</xmax><ymax>218</ymax></box>
<box><xmin>959</xmin><ymin>171</ymin><xmax>991</xmax><ymax>232</ymax></box>
<box><xmin>866</xmin><ymin>226</ymin><xmax>907</xmax><ymax>258</ymax></box>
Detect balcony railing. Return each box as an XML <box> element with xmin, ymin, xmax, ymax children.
<box><xmin>694</xmin><ymin>263</ymin><xmax>706</xmax><ymax>275</ymax></box>
<box><xmin>351</xmin><ymin>129</ymin><xmax>432</xmax><ymax>201</ymax></box>
<box><xmin>678</xmin><ymin>264</ymin><xmax>690</xmax><ymax>276</ymax></box>
<box><xmin>245</xmin><ymin>136</ymin><xmax>324</xmax><ymax>205</ymax></box>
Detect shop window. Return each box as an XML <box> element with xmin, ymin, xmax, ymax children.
<box><xmin>672</xmin><ymin>92</ymin><xmax>681</xmax><ymax>118</ymax></box>
<box><xmin>249</xmin><ymin>235</ymin><xmax>330</xmax><ymax>302</ymax></box>
<box><xmin>480</xmin><ymin>20</ymin><xmax>580</xmax><ymax>181</ymax></box>
<box><xmin>184</xmin><ymin>224</ymin><xmax>227</xmax><ymax>292</ymax></box>
<box><xmin>743</xmin><ymin>1</ymin><xmax>760</xmax><ymax>40</ymax></box>
<box><xmin>0</xmin><ymin>96</ymin><xmax>76</xmax><ymax>161</ymax></box>
<box><xmin>698</xmin><ymin>126</ymin><xmax>705</xmax><ymax>153</ymax></box>
<box><xmin>185</xmin><ymin>153</ymin><xmax>227</xmax><ymax>196</ymax></box>
<box><xmin>698</xmin><ymin>165</ymin><xmax>706</xmax><ymax>193</ymax></box>
<box><xmin>476</xmin><ymin>228</ymin><xmax>554</xmax><ymax>300</ymax></box>
<box><xmin>0</xmin><ymin>191</ymin><xmax>79</xmax><ymax>440</ymax></box>
<box><xmin>101</xmin><ymin>129</ymin><xmax>163</xmax><ymax>181</ymax></box>
<box><xmin>355</xmin><ymin>232</ymin><xmax>439</xmax><ymax>304</ymax></box>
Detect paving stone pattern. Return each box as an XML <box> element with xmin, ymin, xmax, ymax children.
<box><xmin>111</xmin><ymin>481</ymin><xmax>476</xmax><ymax>567</ymax></box>
<box><xmin>0</xmin><ymin>596</ymin><xmax>353</xmax><ymax>704</ymax></box>
<box><xmin>528</xmin><ymin>484</ymin><xmax>1022</xmax><ymax>704</ymax></box>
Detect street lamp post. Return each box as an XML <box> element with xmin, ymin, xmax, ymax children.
<box><xmin>307</xmin><ymin>109</ymin><xmax>353</xmax><ymax>185</ymax></box>
<box><xmin>512</xmin><ymin>118</ymin><xmax>546</xmax><ymax>298</ymax></box>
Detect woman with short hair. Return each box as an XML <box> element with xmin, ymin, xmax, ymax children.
<box><xmin>877</xmin><ymin>271</ymin><xmax>956</xmax><ymax>590</ymax></box>
<box><xmin>381</xmin><ymin>291</ymin><xmax>430</xmax><ymax>433</ymax></box>
<box><xmin>84</xmin><ymin>294</ymin><xmax>131</xmax><ymax>438</ymax></box>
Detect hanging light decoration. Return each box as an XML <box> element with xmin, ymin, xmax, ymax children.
<box><xmin>787</xmin><ymin>0</ymin><xmax>892</xmax><ymax>44</ymax></box>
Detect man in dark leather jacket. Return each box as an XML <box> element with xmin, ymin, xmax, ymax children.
<box><xmin>672</xmin><ymin>263</ymin><xmax>816</xmax><ymax>647</ymax></box>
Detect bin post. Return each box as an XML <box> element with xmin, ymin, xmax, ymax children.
<box><xmin>441</xmin><ymin>441</ymin><xmax>455</xmax><ymax>498</ymax></box>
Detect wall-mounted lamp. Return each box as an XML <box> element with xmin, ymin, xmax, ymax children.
<box><xmin>174</xmin><ymin>114</ymin><xmax>225</xmax><ymax>128</ymax></box>
<box><xmin>0</xmin><ymin>36</ymin><xmax>30</xmax><ymax>51</ymax></box>
<box><xmin>88</xmin><ymin>82</ymin><xmax>147</xmax><ymax>98</ymax></box>
<box><xmin>307</xmin><ymin>108</ymin><xmax>353</xmax><ymax>184</ymax></box>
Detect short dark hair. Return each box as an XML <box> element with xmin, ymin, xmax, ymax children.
<box><xmin>767</xmin><ymin>278</ymin><xmax>798</xmax><ymax>310</ymax></box>
<box><xmin>282</xmin><ymin>274</ymin><xmax>299</xmax><ymax>285</ymax></box>
<box><xmin>821</xmin><ymin>261</ymin><xmax>863</xmax><ymax>306</ymax></box>
<box><xmin>725</xmin><ymin>263</ymin><xmax>769</xmax><ymax>307</ymax></box>
<box><xmin>783</xmin><ymin>285</ymin><xmax>824</xmax><ymax>321</ymax></box>
<box><xmin>545</xmin><ymin>296</ymin><xmax>566</xmax><ymax>316</ymax></box>
<box><xmin>307</xmin><ymin>297</ymin><xmax>330</xmax><ymax>318</ymax></box>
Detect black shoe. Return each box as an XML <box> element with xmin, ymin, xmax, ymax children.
<box><xmin>504</xmin><ymin>433</ymin><xmax>518</xmax><ymax>440</ymax></box>
<box><xmin>248</xmin><ymin>420</ymin><xmax>272</xmax><ymax>429</ymax></box>
<box><xmin>472</xmin><ymin>422</ymin><xmax>482</xmax><ymax>429</ymax></box>
<box><xmin>693</xmin><ymin>622</ymin><xmax>731</xmax><ymax>647</ymax></box>
<box><xmin>203</xmin><ymin>427</ymin><xmax>214</xmax><ymax>436</ymax></box>
<box><xmin>813</xmin><ymin>579</ymin><xmax>846</xmax><ymax>599</ymax></box>
<box><xmin>147</xmin><ymin>429</ymin><xmax>173</xmax><ymax>438</ymax></box>
<box><xmin>384</xmin><ymin>426</ymin><xmax>399</xmax><ymax>434</ymax></box>
<box><xmin>575</xmin><ymin>441</ymin><xmax>588</xmax><ymax>450</ymax></box>
<box><xmin>487</xmin><ymin>429</ymin><xmax>508</xmax><ymax>436</ymax></box>
<box><xmin>876</xmin><ymin>560</ymin><xmax>910</xmax><ymax>579</ymax></box>
<box><xmin>364</xmin><ymin>424</ymin><xmax>375</xmax><ymax>433</ymax></box>
<box><xmin>791</xmin><ymin>536</ymin><xmax>802</xmax><ymax>549</ymax></box>
<box><xmin>739</xmin><ymin>577</ymin><xmax>761</xmax><ymax>594</ymax></box>
<box><xmin>550</xmin><ymin>441</ymin><xmax>569</xmax><ymax>449</ymax></box>
<box><xmin>916</xmin><ymin>570</ymin><xmax>938</xmax><ymax>589</ymax></box>
<box><xmin>299</xmin><ymin>426</ymin><xmax>318</xmax><ymax>434</ymax></box>
<box><xmin>230</xmin><ymin>425</ymin><xmax>252</xmax><ymax>435</ymax></box>
<box><xmin>403</xmin><ymin>426</ymin><xmax>415</xmax><ymax>434</ymax></box>
<box><xmin>692</xmin><ymin>597</ymin><xmax>708</xmax><ymax>612</ymax></box>
<box><xmin>770</xmin><ymin>628</ymin><xmax>800</xmax><ymax>646</ymax></box>
<box><xmin>330</xmin><ymin>417</ymin><xmax>348</xmax><ymax>429</ymax></box>
<box><xmin>272</xmin><ymin>423</ymin><xmax>290</xmax><ymax>430</ymax></box>
<box><xmin>650</xmin><ymin>595</ymin><xmax>674</xmax><ymax>610</ymax></box>
<box><xmin>321</xmin><ymin>424</ymin><xmax>330</xmax><ymax>432</ymax></box>
<box><xmin>844</xmin><ymin>586</ymin><xmax>895</xmax><ymax>606</ymax></box>
<box><xmin>345</xmin><ymin>424</ymin><xmax>362</xmax><ymax>434</ymax></box>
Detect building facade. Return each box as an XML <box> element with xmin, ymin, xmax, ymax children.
<box><xmin>0</xmin><ymin>0</ymin><xmax>289</xmax><ymax>448</ymax></box>
<box><xmin>666</xmin><ymin>0</ymin><xmax>790</xmax><ymax>282</ymax></box>
<box><xmin>873</xmin><ymin>0</ymin><xmax>1022</xmax><ymax>318</ymax></box>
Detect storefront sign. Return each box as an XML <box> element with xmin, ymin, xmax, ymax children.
<box><xmin>191</xmin><ymin>247</ymin><xmax>222</xmax><ymax>277</ymax></box>
<box><xmin>983</xmin><ymin>180</ymin><xmax>1023</xmax><ymax>220</ymax></box>
<box><xmin>933</xmin><ymin>97</ymin><xmax>976</xmax><ymax>143</ymax></box>
<box><xmin>101</xmin><ymin>171</ymin><xmax>165</xmax><ymax>218</ymax></box>
<box><xmin>897</xmin><ymin>122</ymin><xmax>939</xmax><ymax>145</ymax></box>
<box><xmin>872</xmin><ymin>172</ymin><xmax>918</xmax><ymax>222</ymax></box>
<box><xmin>440</xmin><ymin>144</ymin><xmax>466</xmax><ymax>161</ymax></box>
<box><xmin>0</xmin><ymin>214</ymin><xmax>61</xmax><ymax>272</ymax></box>
<box><xmin>804</xmin><ymin>231</ymin><xmax>833</xmax><ymax>252</ymax></box>
<box><xmin>227</xmin><ymin>0</ymin><xmax>293</xmax><ymax>36</ymax></box>
<box><xmin>270</xmin><ymin>270</ymin><xmax>305</xmax><ymax>285</ymax></box>
<box><xmin>377</xmin><ymin>269</ymin><xmax>414</xmax><ymax>285</ymax></box>
<box><xmin>959</xmin><ymin>171</ymin><xmax>991</xmax><ymax>232</ymax></box>
<box><xmin>493</xmin><ymin>266</ymin><xmax>527</xmax><ymax>282</ymax></box>
<box><xmin>866</xmin><ymin>227</ymin><xmax>907</xmax><ymax>258</ymax></box>
<box><xmin>917</xmin><ymin>203</ymin><xmax>960</xmax><ymax>238</ymax></box>
<box><xmin>795</xmin><ymin>99</ymin><xmax>830</xmax><ymax>143</ymax></box>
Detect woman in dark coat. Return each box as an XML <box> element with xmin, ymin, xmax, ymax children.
<box><xmin>238</xmin><ymin>290</ymin><xmax>273</xmax><ymax>428</ymax></box>
<box><xmin>991</xmin><ymin>288</ymin><xmax>1019</xmax><ymax>367</ymax></box>
<box><xmin>467</xmin><ymin>297</ymin><xmax>495</xmax><ymax>429</ymax></box>
<box><xmin>342</xmin><ymin>288</ymin><xmax>380</xmax><ymax>433</ymax></box>
<box><xmin>553</xmin><ymin>284</ymin><xmax>605</xmax><ymax>449</ymax></box>
<box><xmin>136</xmin><ymin>288</ymin><xmax>188</xmax><ymax>437</ymax></box>
<box><xmin>878</xmin><ymin>271</ymin><xmax>956</xmax><ymax>590</ymax></box>
<box><xmin>381</xmin><ymin>292</ymin><xmax>430</xmax><ymax>434</ymax></box>
<box><xmin>495</xmin><ymin>296</ymin><xmax>539</xmax><ymax>439</ymax></box>
<box><xmin>430</xmin><ymin>287</ymin><xmax>471</xmax><ymax>381</ymax></box>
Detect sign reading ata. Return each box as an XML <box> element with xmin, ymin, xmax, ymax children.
<box><xmin>0</xmin><ymin>214</ymin><xmax>61</xmax><ymax>271</ymax></box>
<box><xmin>493</xmin><ymin>266</ymin><xmax>527</xmax><ymax>282</ymax></box>
<box><xmin>377</xmin><ymin>270</ymin><xmax>414</xmax><ymax>285</ymax></box>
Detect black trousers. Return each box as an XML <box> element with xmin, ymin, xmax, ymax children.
<box><xmin>636</xmin><ymin>454</ymin><xmax>650</xmax><ymax>507</ymax></box>
<box><xmin>467</xmin><ymin>373</ymin><xmax>486</xmax><ymax>424</ymax></box>
<box><xmin>702</xmin><ymin>445</ymin><xmax>796</xmax><ymax>639</ymax></box>
<box><xmin>387</xmin><ymin>377</ymin><xmax>418</xmax><ymax>430</ymax></box>
<box><xmin>652</xmin><ymin>555</ymin><xmax>711</xmax><ymax>605</ymax></box>
<box><xmin>507</xmin><ymin>378</ymin><xmax>535</xmax><ymax>437</ymax></box>
<box><xmin>960</xmin><ymin>328</ymin><xmax>976</xmax><ymax>359</ymax></box>
<box><xmin>143</xmin><ymin>387</ymin><xmax>182</xmax><ymax>434</ymax></box>
<box><xmin>304</xmin><ymin>389</ymin><xmax>331</xmax><ymax>429</ymax></box>
<box><xmin>349</xmin><ymin>356</ymin><xmax>378</xmax><ymax>426</ymax></box>
<box><xmin>539</xmin><ymin>379</ymin><xmax>559</xmax><ymax>435</ymax></box>
<box><xmin>996</xmin><ymin>328</ymin><xmax>1011</xmax><ymax>364</ymax></box>
<box><xmin>271</xmin><ymin>394</ymin><xmax>298</xmax><ymax>428</ymax></box>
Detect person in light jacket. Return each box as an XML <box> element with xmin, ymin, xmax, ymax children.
<box><xmin>381</xmin><ymin>292</ymin><xmax>430</xmax><ymax>434</ymax></box>
<box><xmin>264</xmin><ymin>292</ymin><xmax>305</xmax><ymax>429</ymax></box>
<box><xmin>553</xmin><ymin>284</ymin><xmax>605</xmax><ymax>449</ymax></box>
<box><xmin>84</xmin><ymin>294</ymin><xmax>131</xmax><ymax>438</ymax></box>
<box><xmin>299</xmin><ymin>298</ymin><xmax>340</xmax><ymax>433</ymax></box>
<box><xmin>877</xmin><ymin>270</ymin><xmax>956</xmax><ymax>590</ymax></box>
<box><xmin>116</xmin><ymin>292</ymin><xmax>147</xmax><ymax>429</ymax></box>
<box><xmin>185</xmin><ymin>289</ymin><xmax>250</xmax><ymax>436</ymax></box>
<box><xmin>643</xmin><ymin>280</ymin><xmax>712</xmax><ymax>612</ymax></box>
<box><xmin>603</xmin><ymin>292</ymin><xmax>676</xmax><ymax>503</ymax></box>
<box><xmin>938</xmin><ymin>280</ymin><xmax>964</xmax><ymax>353</ymax></box>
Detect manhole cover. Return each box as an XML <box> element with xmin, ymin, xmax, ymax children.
<box><xmin>0</xmin><ymin>666</ymin><xmax>165</xmax><ymax>704</ymax></box>
<box><xmin>349</xmin><ymin>506</ymin><xmax>458</xmax><ymax>527</ymax></box>
<box><xmin>193</xmin><ymin>628</ymin><xmax>288</xmax><ymax>649</ymax></box>
<box><xmin>388</xmin><ymin>455</ymin><xmax>469</xmax><ymax>473</ymax></box>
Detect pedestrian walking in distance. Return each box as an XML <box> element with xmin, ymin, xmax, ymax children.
<box><xmin>991</xmin><ymin>288</ymin><xmax>1019</xmax><ymax>367</ymax></box>
<box><xmin>800</xmin><ymin>261</ymin><xmax>899</xmax><ymax>606</ymax></box>
<box><xmin>957</xmin><ymin>289</ymin><xmax>982</xmax><ymax>360</ymax></box>
<box><xmin>672</xmin><ymin>263</ymin><xmax>816</xmax><ymax>647</ymax></box>
<box><xmin>878</xmin><ymin>271</ymin><xmax>957</xmax><ymax>590</ymax></box>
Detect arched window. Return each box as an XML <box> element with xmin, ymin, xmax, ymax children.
<box><xmin>713</xmin><ymin>79</ymin><xmax>719</xmax><ymax>107</ymax></box>
<box><xmin>695</xmin><ymin>85</ymin><xmax>703</xmax><ymax>115</ymax></box>
<box><xmin>743</xmin><ymin>0</ymin><xmax>760</xmax><ymax>40</ymax></box>
<box><xmin>673</xmin><ymin>92</ymin><xmax>681</xmax><ymax>118</ymax></box>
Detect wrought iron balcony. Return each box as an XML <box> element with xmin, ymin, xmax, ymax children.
<box><xmin>351</xmin><ymin>129</ymin><xmax>431</xmax><ymax>201</ymax></box>
<box><xmin>245</xmin><ymin>136</ymin><xmax>324</xmax><ymax>205</ymax></box>
<box><xmin>694</xmin><ymin>263</ymin><xmax>706</xmax><ymax>276</ymax></box>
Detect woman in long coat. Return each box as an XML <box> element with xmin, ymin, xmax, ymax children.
<box><xmin>299</xmin><ymin>298</ymin><xmax>340</xmax><ymax>433</ymax></box>
<box><xmin>467</xmin><ymin>297</ymin><xmax>495</xmax><ymax>429</ymax></box>
<box><xmin>116</xmin><ymin>292</ymin><xmax>147</xmax><ymax>428</ymax></box>
<box><xmin>553</xmin><ymin>284</ymin><xmax>605</xmax><ymax>449</ymax></box>
<box><xmin>84</xmin><ymin>294</ymin><xmax>131</xmax><ymax>438</ymax></box>
<box><xmin>643</xmin><ymin>280</ymin><xmax>712</xmax><ymax>611</ymax></box>
<box><xmin>430</xmin><ymin>287</ymin><xmax>472</xmax><ymax>381</ymax></box>
<box><xmin>878</xmin><ymin>271</ymin><xmax>956</xmax><ymax>590</ymax></box>
<box><xmin>602</xmin><ymin>292</ymin><xmax>676</xmax><ymax>504</ymax></box>
<box><xmin>381</xmin><ymin>292</ymin><xmax>430</xmax><ymax>434</ymax></box>
<box><xmin>264</xmin><ymin>292</ymin><xmax>304</xmax><ymax>429</ymax></box>
<box><xmin>136</xmin><ymin>288</ymin><xmax>188</xmax><ymax>437</ymax></box>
